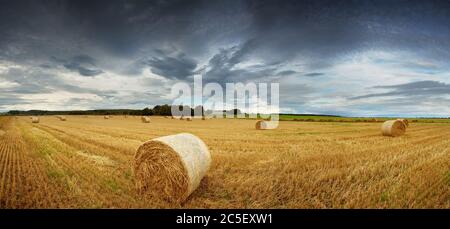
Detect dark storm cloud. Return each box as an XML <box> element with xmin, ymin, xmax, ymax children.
<box><xmin>146</xmin><ymin>50</ymin><xmax>197</xmax><ymax>80</ymax></box>
<box><xmin>2</xmin><ymin>0</ymin><xmax>450</xmax><ymax>74</ymax></box>
<box><xmin>304</xmin><ymin>73</ymin><xmax>324</xmax><ymax>77</ymax></box>
<box><xmin>276</xmin><ymin>70</ymin><xmax>297</xmax><ymax>76</ymax></box>
<box><xmin>203</xmin><ymin>41</ymin><xmax>280</xmax><ymax>84</ymax></box>
<box><xmin>57</xmin><ymin>55</ymin><xmax>104</xmax><ymax>77</ymax></box>
<box><xmin>350</xmin><ymin>81</ymin><xmax>450</xmax><ymax>100</ymax></box>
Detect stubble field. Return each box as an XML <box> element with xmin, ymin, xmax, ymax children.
<box><xmin>0</xmin><ymin>115</ymin><xmax>448</xmax><ymax>208</ymax></box>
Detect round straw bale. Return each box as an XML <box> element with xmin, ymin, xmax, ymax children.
<box><xmin>104</xmin><ymin>115</ymin><xmax>110</xmax><ymax>119</ymax></box>
<box><xmin>255</xmin><ymin>120</ymin><xmax>278</xmax><ymax>130</ymax></box>
<box><xmin>141</xmin><ymin>116</ymin><xmax>151</xmax><ymax>123</ymax></box>
<box><xmin>134</xmin><ymin>133</ymin><xmax>211</xmax><ymax>203</ymax></box>
<box><xmin>381</xmin><ymin>120</ymin><xmax>406</xmax><ymax>137</ymax></box>
<box><xmin>397</xmin><ymin>119</ymin><xmax>409</xmax><ymax>127</ymax></box>
<box><xmin>31</xmin><ymin>117</ymin><xmax>39</xmax><ymax>123</ymax></box>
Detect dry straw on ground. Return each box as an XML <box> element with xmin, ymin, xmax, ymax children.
<box><xmin>397</xmin><ymin>119</ymin><xmax>409</xmax><ymax>127</ymax></box>
<box><xmin>31</xmin><ymin>117</ymin><xmax>39</xmax><ymax>123</ymax></box>
<box><xmin>255</xmin><ymin>120</ymin><xmax>278</xmax><ymax>130</ymax></box>
<box><xmin>381</xmin><ymin>120</ymin><xmax>406</xmax><ymax>137</ymax></box>
<box><xmin>186</xmin><ymin>117</ymin><xmax>192</xmax><ymax>121</ymax></box>
<box><xmin>134</xmin><ymin>133</ymin><xmax>211</xmax><ymax>203</ymax></box>
<box><xmin>104</xmin><ymin>116</ymin><xmax>110</xmax><ymax>119</ymax></box>
<box><xmin>141</xmin><ymin>116</ymin><xmax>151</xmax><ymax>123</ymax></box>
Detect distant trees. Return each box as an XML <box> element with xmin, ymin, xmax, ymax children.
<box><xmin>4</xmin><ymin>104</ymin><xmax>242</xmax><ymax>117</ymax></box>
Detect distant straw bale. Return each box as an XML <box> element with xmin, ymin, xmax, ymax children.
<box><xmin>381</xmin><ymin>120</ymin><xmax>406</xmax><ymax>137</ymax></box>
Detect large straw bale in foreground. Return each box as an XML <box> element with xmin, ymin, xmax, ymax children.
<box><xmin>397</xmin><ymin>119</ymin><xmax>409</xmax><ymax>127</ymax></box>
<box><xmin>141</xmin><ymin>116</ymin><xmax>151</xmax><ymax>123</ymax></box>
<box><xmin>134</xmin><ymin>133</ymin><xmax>211</xmax><ymax>203</ymax></box>
<box><xmin>31</xmin><ymin>117</ymin><xmax>39</xmax><ymax>123</ymax></box>
<box><xmin>381</xmin><ymin>120</ymin><xmax>406</xmax><ymax>137</ymax></box>
<box><xmin>255</xmin><ymin>120</ymin><xmax>278</xmax><ymax>130</ymax></box>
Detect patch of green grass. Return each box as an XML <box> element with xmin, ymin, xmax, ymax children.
<box><xmin>380</xmin><ymin>192</ymin><xmax>389</xmax><ymax>202</ymax></box>
<box><xmin>105</xmin><ymin>179</ymin><xmax>120</xmax><ymax>193</ymax></box>
<box><xmin>47</xmin><ymin>169</ymin><xmax>65</xmax><ymax>181</ymax></box>
<box><xmin>124</xmin><ymin>169</ymin><xmax>132</xmax><ymax>180</ymax></box>
<box><xmin>278</xmin><ymin>114</ymin><xmax>450</xmax><ymax>123</ymax></box>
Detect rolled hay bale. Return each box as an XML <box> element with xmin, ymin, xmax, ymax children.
<box><xmin>134</xmin><ymin>133</ymin><xmax>211</xmax><ymax>203</ymax></box>
<box><xmin>397</xmin><ymin>119</ymin><xmax>409</xmax><ymax>127</ymax></box>
<box><xmin>104</xmin><ymin>115</ymin><xmax>110</xmax><ymax>119</ymax></box>
<box><xmin>31</xmin><ymin>117</ymin><xmax>40</xmax><ymax>123</ymax></box>
<box><xmin>381</xmin><ymin>120</ymin><xmax>406</xmax><ymax>137</ymax></box>
<box><xmin>255</xmin><ymin>120</ymin><xmax>278</xmax><ymax>130</ymax></box>
<box><xmin>141</xmin><ymin>116</ymin><xmax>151</xmax><ymax>123</ymax></box>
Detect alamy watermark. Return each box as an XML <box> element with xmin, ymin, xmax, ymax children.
<box><xmin>170</xmin><ymin>74</ymin><xmax>279</xmax><ymax>128</ymax></box>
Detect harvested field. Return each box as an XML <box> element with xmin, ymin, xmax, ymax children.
<box><xmin>0</xmin><ymin>115</ymin><xmax>448</xmax><ymax>208</ymax></box>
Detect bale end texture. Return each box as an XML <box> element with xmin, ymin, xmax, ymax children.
<box><xmin>134</xmin><ymin>133</ymin><xmax>211</xmax><ymax>203</ymax></box>
<box><xmin>397</xmin><ymin>119</ymin><xmax>409</xmax><ymax>127</ymax></box>
<box><xmin>381</xmin><ymin>120</ymin><xmax>406</xmax><ymax>137</ymax></box>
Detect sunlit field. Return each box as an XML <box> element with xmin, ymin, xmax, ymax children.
<box><xmin>0</xmin><ymin>115</ymin><xmax>448</xmax><ymax>208</ymax></box>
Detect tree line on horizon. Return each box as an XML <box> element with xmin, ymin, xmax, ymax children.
<box><xmin>4</xmin><ymin>104</ymin><xmax>243</xmax><ymax>117</ymax></box>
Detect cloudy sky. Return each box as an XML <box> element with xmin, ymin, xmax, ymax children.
<box><xmin>1</xmin><ymin>0</ymin><xmax>450</xmax><ymax>117</ymax></box>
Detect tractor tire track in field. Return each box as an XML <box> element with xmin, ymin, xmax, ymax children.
<box><xmin>18</xmin><ymin>120</ymin><xmax>147</xmax><ymax>208</ymax></box>
<box><xmin>0</xmin><ymin>118</ymin><xmax>62</xmax><ymax>208</ymax></box>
